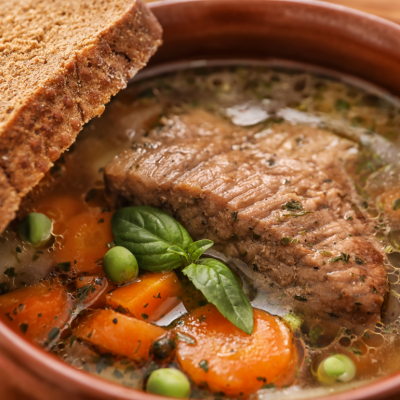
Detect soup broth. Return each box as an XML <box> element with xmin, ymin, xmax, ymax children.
<box><xmin>1</xmin><ymin>66</ymin><xmax>400</xmax><ymax>399</ymax></box>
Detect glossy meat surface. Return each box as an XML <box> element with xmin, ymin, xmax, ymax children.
<box><xmin>105</xmin><ymin>110</ymin><xmax>388</xmax><ymax>325</ymax></box>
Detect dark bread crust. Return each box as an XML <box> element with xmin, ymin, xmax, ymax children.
<box><xmin>0</xmin><ymin>0</ymin><xmax>162</xmax><ymax>233</ymax></box>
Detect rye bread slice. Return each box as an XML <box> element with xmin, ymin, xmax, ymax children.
<box><xmin>0</xmin><ymin>0</ymin><xmax>162</xmax><ymax>233</ymax></box>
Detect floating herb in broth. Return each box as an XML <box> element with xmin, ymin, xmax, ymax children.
<box><xmin>2</xmin><ymin>66</ymin><xmax>400</xmax><ymax>399</ymax></box>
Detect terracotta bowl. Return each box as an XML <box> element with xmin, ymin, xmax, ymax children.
<box><xmin>2</xmin><ymin>0</ymin><xmax>400</xmax><ymax>399</ymax></box>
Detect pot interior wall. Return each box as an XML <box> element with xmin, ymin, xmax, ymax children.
<box><xmin>148</xmin><ymin>0</ymin><xmax>400</xmax><ymax>97</ymax></box>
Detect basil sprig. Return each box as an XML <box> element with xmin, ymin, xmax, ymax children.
<box><xmin>112</xmin><ymin>206</ymin><xmax>193</xmax><ymax>272</ymax></box>
<box><xmin>111</xmin><ymin>206</ymin><xmax>254</xmax><ymax>334</ymax></box>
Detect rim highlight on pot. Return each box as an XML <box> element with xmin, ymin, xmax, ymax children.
<box><xmin>2</xmin><ymin>1</ymin><xmax>400</xmax><ymax>399</ymax></box>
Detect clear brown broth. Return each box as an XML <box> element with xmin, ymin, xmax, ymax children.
<box><xmin>1</xmin><ymin>66</ymin><xmax>400</xmax><ymax>398</ymax></box>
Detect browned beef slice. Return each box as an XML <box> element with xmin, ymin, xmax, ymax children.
<box><xmin>105</xmin><ymin>109</ymin><xmax>388</xmax><ymax>326</ymax></box>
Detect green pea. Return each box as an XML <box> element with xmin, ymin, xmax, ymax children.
<box><xmin>103</xmin><ymin>246</ymin><xmax>138</xmax><ymax>284</ymax></box>
<box><xmin>317</xmin><ymin>354</ymin><xmax>356</xmax><ymax>384</ymax></box>
<box><xmin>18</xmin><ymin>213</ymin><xmax>53</xmax><ymax>247</ymax></box>
<box><xmin>146</xmin><ymin>368</ymin><xmax>190</xmax><ymax>398</ymax></box>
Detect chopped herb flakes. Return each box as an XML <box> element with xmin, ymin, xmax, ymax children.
<box><xmin>355</xmin><ymin>256</ymin><xmax>365</xmax><ymax>265</ymax></box>
<box><xmin>335</xmin><ymin>99</ymin><xmax>351</xmax><ymax>111</ymax></box>
<box><xmin>4</xmin><ymin>267</ymin><xmax>18</xmax><ymax>278</ymax></box>
<box><xmin>329</xmin><ymin>253</ymin><xmax>350</xmax><ymax>263</ymax></box>
<box><xmin>319</xmin><ymin>250</ymin><xmax>332</xmax><ymax>257</ymax></box>
<box><xmin>20</xmin><ymin>323</ymin><xmax>28</xmax><ymax>334</ymax></box>
<box><xmin>282</xmin><ymin>200</ymin><xmax>303</xmax><ymax>211</ymax></box>
<box><xmin>199</xmin><ymin>360</ymin><xmax>209</xmax><ymax>373</ymax></box>
<box><xmin>393</xmin><ymin>199</ymin><xmax>400</xmax><ymax>211</ymax></box>
<box><xmin>141</xmin><ymin>313</ymin><xmax>149</xmax><ymax>320</ymax></box>
<box><xmin>57</xmin><ymin>262</ymin><xmax>71</xmax><ymax>272</ymax></box>
<box><xmin>231</xmin><ymin>211</ymin><xmax>238</xmax><ymax>221</ymax></box>
<box><xmin>294</xmin><ymin>295</ymin><xmax>307</xmax><ymax>302</ymax></box>
<box><xmin>48</xmin><ymin>327</ymin><xmax>60</xmax><ymax>341</ymax></box>
<box><xmin>77</xmin><ymin>284</ymin><xmax>95</xmax><ymax>302</ymax></box>
<box><xmin>349</xmin><ymin>346</ymin><xmax>362</xmax><ymax>356</ymax></box>
<box><xmin>283</xmin><ymin>211</ymin><xmax>314</xmax><ymax>218</ymax></box>
<box><xmin>262</xmin><ymin>383</ymin><xmax>276</xmax><ymax>390</ymax></box>
<box><xmin>281</xmin><ymin>237</ymin><xmax>292</xmax><ymax>246</ymax></box>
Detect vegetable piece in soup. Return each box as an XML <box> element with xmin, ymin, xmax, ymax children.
<box><xmin>175</xmin><ymin>305</ymin><xmax>298</xmax><ymax>396</ymax></box>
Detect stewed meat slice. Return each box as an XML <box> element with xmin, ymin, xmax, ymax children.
<box><xmin>105</xmin><ymin>109</ymin><xmax>388</xmax><ymax>326</ymax></box>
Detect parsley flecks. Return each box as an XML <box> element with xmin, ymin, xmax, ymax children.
<box><xmin>335</xmin><ymin>99</ymin><xmax>351</xmax><ymax>111</ymax></box>
<box><xmin>4</xmin><ymin>267</ymin><xmax>18</xmax><ymax>278</ymax></box>
<box><xmin>257</xmin><ymin>377</ymin><xmax>267</xmax><ymax>383</ymax></box>
<box><xmin>112</xmin><ymin>318</ymin><xmax>118</xmax><ymax>324</ymax></box>
<box><xmin>282</xmin><ymin>200</ymin><xmax>303</xmax><ymax>211</ymax></box>
<box><xmin>32</xmin><ymin>250</ymin><xmax>43</xmax><ymax>262</ymax></box>
<box><xmin>141</xmin><ymin>313</ymin><xmax>149</xmax><ymax>320</ymax></box>
<box><xmin>283</xmin><ymin>211</ymin><xmax>314</xmax><ymax>218</ymax></box>
<box><xmin>70</xmin><ymin>335</ymin><xmax>77</xmax><ymax>348</ymax></box>
<box><xmin>112</xmin><ymin>369</ymin><xmax>124</xmax><ymax>379</ymax></box>
<box><xmin>309</xmin><ymin>326</ymin><xmax>323</xmax><ymax>346</ymax></box>
<box><xmin>262</xmin><ymin>383</ymin><xmax>276</xmax><ymax>390</ymax></box>
<box><xmin>393</xmin><ymin>199</ymin><xmax>400</xmax><ymax>211</ymax></box>
<box><xmin>281</xmin><ymin>237</ymin><xmax>292</xmax><ymax>246</ymax></box>
<box><xmin>359</xmin><ymin>276</ymin><xmax>365</xmax><ymax>282</ymax></box>
<box><xmin>355</xmin><ymin>255</ymin><xmax>365</xmax><ymax>265</ymax></box>
<box><xmin>20</xmin><ymin>323</ymin><xmax>28</xmax><ymax>334</ymax></box>
<box><xmin>294</xmin><ymin>295</ymin><xmax>307</xmax><ymax>302</ymax></box>
<box><xmin>199</xmin><ymin>360</ymin><xmax>209</xmax><ymax>373</ymax></box>
<box><xmin>349</xmin><ymin>346</ymin><xmax>362</xmax><ymax>356</ymax></box>
<box><xmin>77</xmin><ymin>284</ymin><xmax>95</xmax><ymax>302</ymax></box>
<box><xmin>48</xmin><ymin>327</ymin><xmax>60</xmax><ymax>341</ymax></box>
<box><xmin>57</xmin><ymin>262</ymin><xmax>71</xmax><ymax>272</ymax></box>
<box><xmin>341</xmin><ymin>253</ymin><xmax>350</xmax><ymax>262</ymax></box>
<box><xmin>98</xmin><ymin>218</ymin><xmax>105</xmax><ymax>224</ymax></box>
<box><xmin>329</xmin><ymin>253</ymin><xmax>350</xmax><ymax>263</ymax></box>
<box><xmin>319</xmin><ymin>250</ymin><xmax>332</xmax><ymax>257</ymax></box>
<box><xmin>231</xmin><ymin>211</ymin><xmax>238</xmax><ymax>221</ymax></box>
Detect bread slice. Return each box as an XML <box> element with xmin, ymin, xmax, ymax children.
<box><xmin>0</xmin><ymin>0</ymin><xmax>162</xmax><ymax>233</ymax></box>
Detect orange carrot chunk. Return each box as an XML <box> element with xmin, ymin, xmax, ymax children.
<box><xmin>106</xmin><ymin>271</ymin><xmax>182</xmax><ymax>322</ymax></box>
<box><xmin>27</xmin><ymin>193</ymin><xmax>88</xmax><ymax>235</ymax></box>
<box><xmin>75</xmin><ymin>309</ymin><xmax>165</xmax><ymax>360</ymax></box>
<box><xmin>175</xmin><ymin>305</ymin><xmax>298</xmax><ymax>396</ymax></box>
<box><xmin>54</xmin><ymin>211</ymin><xmax>113</xmax><ymax>275</ymax></box>
<box><xmin>0</xmin><ymin>281</ymin><xmax>72</xmax><ymax>343</ymax></box>
<box><xmin>76</xmin><ymin>275</ymin><xmax>116</xmax><ymax>309</ymax></box>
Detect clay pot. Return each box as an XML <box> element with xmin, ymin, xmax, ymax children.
<box><xmin>1</xmin><ymin>1</ymin><xmax>400</xmax><ymax>399</ymax></box>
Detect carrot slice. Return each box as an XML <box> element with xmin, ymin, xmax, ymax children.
<box><xmin>175</xmin><ymin>305</ymin><xmax>298</xmax><ymax>396</ymax></box>
<box><xmin>0</xmin><ymin>281</ymin><xmax>72</xmax><ymax>343</ymax></box>
<box><xmin>54</xmin><ymin>211</ymin><xmax>113</xmax><ymax>275</ymax></box>
<box><xmin>75</xmin><ymin>309</ymin><xmax>165</xmax><ymax>360</ymax></box>
<box><xmin>25</xmin><ymin>193</ymin><xmax>88</xmax><ymax>235</ymax></box>
<box><xmin>76</xmin><ymin>275</ymin><xmax>116</xmax><ymax>309</ymax></box>
<box><xmin>106</xmin><ymin>271</ymin><xmax>182</xmax><ymax>322</ymax></box>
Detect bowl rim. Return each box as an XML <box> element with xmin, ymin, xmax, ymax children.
<box><xmin>2</xmin><ymin>0</ymin><xmax>400</xmax><ymax>399</ymax></box>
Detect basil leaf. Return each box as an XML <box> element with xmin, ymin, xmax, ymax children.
<box><xmin>112</xmin><ymin>206</ymin><xmax>193</xmax><ymax>272</ymax></box>
<box><xmin>182</xmin><ymin>259</ymin><xmax>254</xmax><ymax>334</ymax></box>
<box><xmin>188</xmin><ymin>240</ymin><xmax>214</xmax><ymax>262</ymax></box>
<box><xmin>167</xmin><ymin>245</ymin><xmax>190</xmax><ymax>264</ymax></box>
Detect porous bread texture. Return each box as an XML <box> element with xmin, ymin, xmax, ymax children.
<box><xmin>0</xmin><ymin>0</ymin><xmax>162</xmax><ymax>233</ymax></box>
